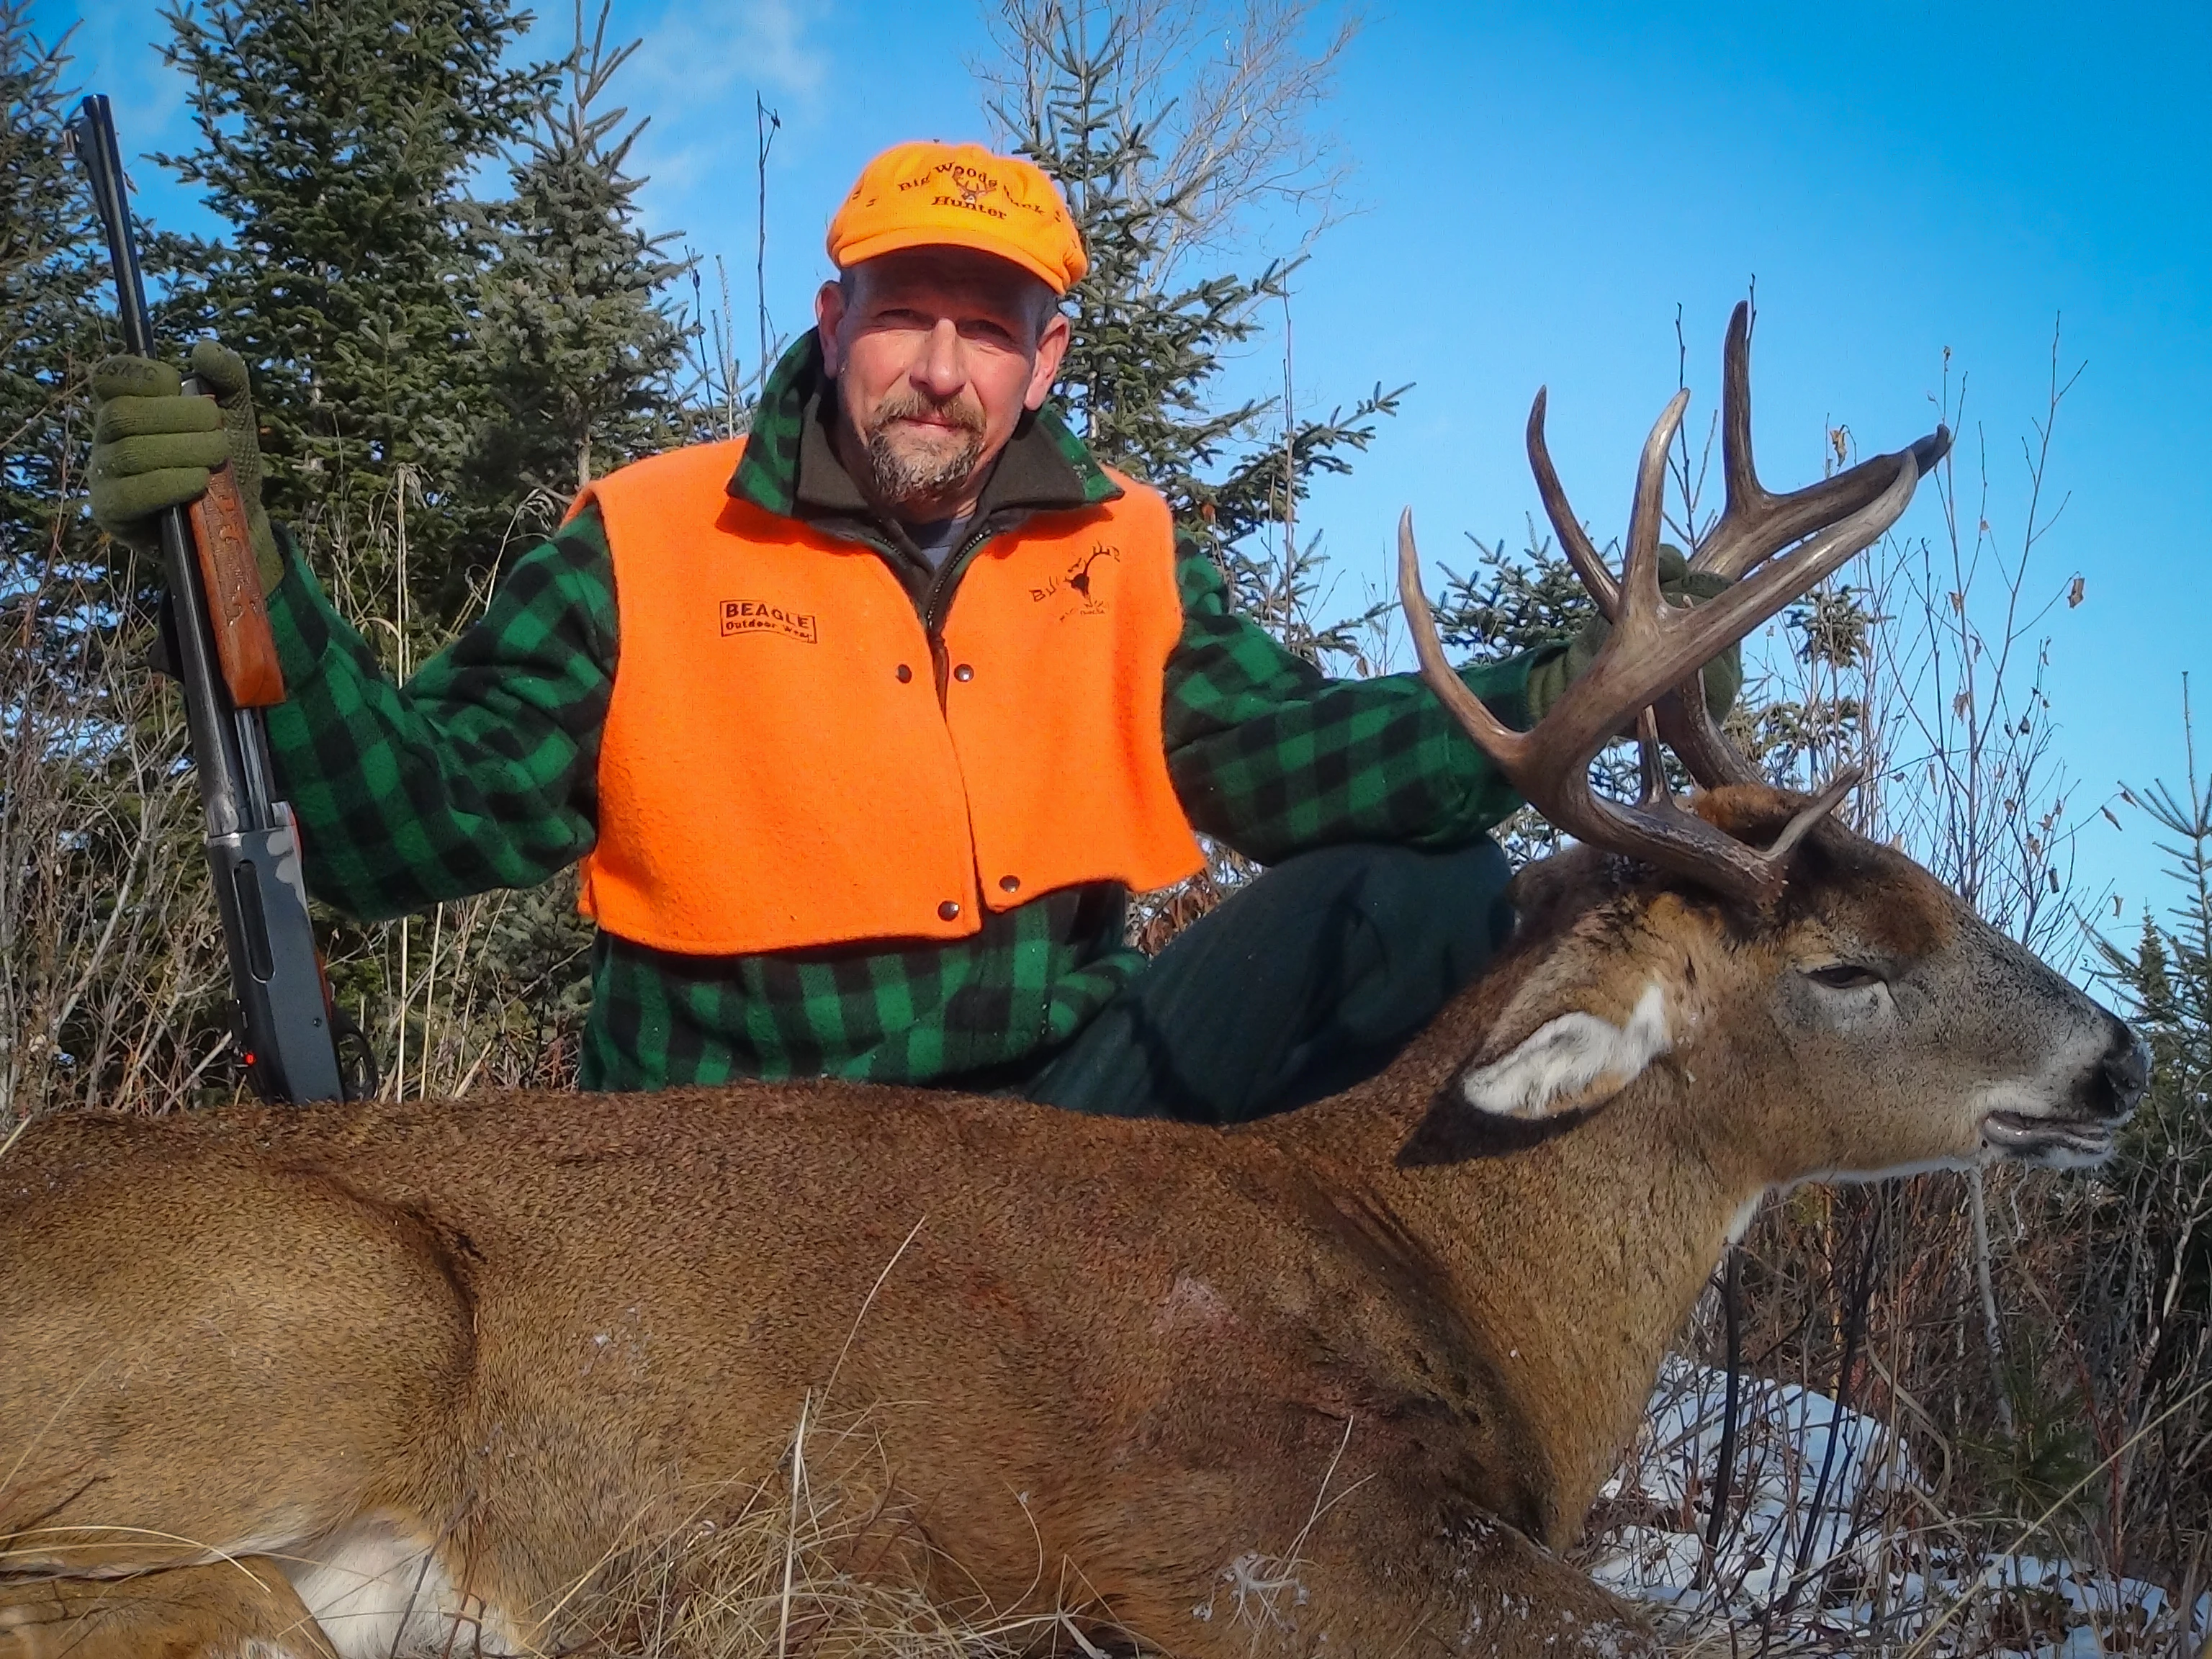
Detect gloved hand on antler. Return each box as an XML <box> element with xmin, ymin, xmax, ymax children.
<box><xmin>87</xmin><ymin>340</ymin><xmax>283</xmax><ymax>595</ymax></box>
<box><xmin>1524</xmin><ymin>544</ymin><xmax>1740</xmax><ymax>726</ymax></box>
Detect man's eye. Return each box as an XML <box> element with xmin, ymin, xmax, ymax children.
<box><xmin>1808</xmin><ymin>963</ymin><xmax>1883</xmax><ymax>990</ymax></box>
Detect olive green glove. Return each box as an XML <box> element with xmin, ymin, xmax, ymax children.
<box><xmin>89</xmin><ymin>341</ymin><xmax>282</xmax><ymax>595</ymax></box>
<box><xmin>1523</xmin><ymin>544</ymin><xmax>1742</xmax><ymax>726</ymax></box>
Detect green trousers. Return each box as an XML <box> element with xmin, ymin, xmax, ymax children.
<box><xmin>1021</xmin><ymin>838</ymin><xmax>1516</xmax><ymax>1123</ymax></box>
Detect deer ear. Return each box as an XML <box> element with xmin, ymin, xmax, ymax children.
<box><xmin>1398</xmin><ymin>983</ymin><xmax>1672</xmax><ymax>1166</ymax></box>
<box><xmin>1458</xmin><ymin>981</ymin><xmax>1673</xmax><ymax>1119</ymax></box>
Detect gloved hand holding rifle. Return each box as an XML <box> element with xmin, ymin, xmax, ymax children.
<box><xmin>90</xmin><ymin>340</ymin><xmax>282</xmax><ymax>597</ymax></box>
<box><xmin>68</xmin><ymin>93</ymin><xmax>347</xmax><ymax>1105</ymax></box>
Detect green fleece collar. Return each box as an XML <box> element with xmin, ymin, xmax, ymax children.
<box><xmin>727</xmin><ymin>330</ymin><xmax>1120</xmax><ymax>523</ymax></box>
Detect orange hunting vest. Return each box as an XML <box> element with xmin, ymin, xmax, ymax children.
<box><xmin>567</xmin><ymin>437</ymin><xmax>1206</xmax><ymax>956</ymax></box>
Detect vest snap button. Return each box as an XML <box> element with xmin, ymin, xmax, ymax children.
<box><xmin>953</xmin><ymin>662</ymin><xmax>974</xmax><ymax>682</ymax></box>
<box><xmin>999</xmin><ymin>874</ymin><xmax>1020</xmax><ymax>894</ymax></box>
<box><xmin>938</xmin><ymin>899</ymin><xmax>961</xmax><ymax>922</ymax></box>
<box><xmin>895</xmin><ymin>663</ymin><xmax>913</xmax><ymax>683</ymax></box>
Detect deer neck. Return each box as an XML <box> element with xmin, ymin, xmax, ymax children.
<box><xmin>1267</xmin><ymin>1024</ymin><xmax>1766</xmax><ymax>1546</ymax></box>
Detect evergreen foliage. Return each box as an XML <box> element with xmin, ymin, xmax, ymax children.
<box><xmin>1</xmin><ymin>9</ymin><xmax>201</xmax><ymax>678</ymax></box>
<box><xmin>154</xmin><ymin>0</ymin><xmax>557</xmax><ymax>625</ymax></box>
<box><xmin>1434</xmin><ymin>524</ymin><xmax>1598</xmax><ymax>662</ymax></box>
<box><xmin>1</xmin><ymin>4</ymin><xmax>106</xmax><ymax>603</ymax></box>
<box><xmin>987</xmin><ymin>9</ymin><xmax>1402</xmax><ymax>666</ymax></box>
<box><xmin>466</xmin><ymin>2</ymin><xmax>694</xmax><ymax>519</ymax></box>
<box><xmin>2086</xmin><ymin>698</ymin><xmax>2212</xmax><ymax>1544</ymax></box>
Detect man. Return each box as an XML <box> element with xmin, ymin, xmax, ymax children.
<box><xmin>87</xmin><ymin>140</ymin><xmax>1734</xmax><ymax>1118</ymax></box>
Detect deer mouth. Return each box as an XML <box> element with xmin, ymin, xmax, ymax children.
<box><xmin>1981</xmin><ymin>1110</ymin><xmax>2118</xmax><ymax>1166</ymax></box>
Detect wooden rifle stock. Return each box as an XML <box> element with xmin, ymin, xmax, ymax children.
<box><xmin>185</xmin><ymin>453</ymin><xmax>285</xmax><ymax>708</ymax></box>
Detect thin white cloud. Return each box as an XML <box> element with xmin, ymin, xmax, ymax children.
<box><xmin>621</xmin><ymin>0</ymin><xmax>831</xmax><ymax>203</ymax></box>
<box><xmin>629</xmin><ymin>0</ymin><xmax>829</xmax><ymax>105</ymax></box>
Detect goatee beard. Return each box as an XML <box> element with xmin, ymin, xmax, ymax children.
<box><xmin>858</xmin><ymin>392</ymin><xmax>987</xmax><ymax>511</ymax></box>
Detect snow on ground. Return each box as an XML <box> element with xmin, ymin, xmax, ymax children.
<box><xmin>1585</xmin><ymin>1359</ymin><xmax>2208</xmax><ymax>1655</ymax></box>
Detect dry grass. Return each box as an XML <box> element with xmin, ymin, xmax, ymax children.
<box><xmin>544</xmin><ymin>1401</ymin><xmax>1148</xmax><ymax>1659</ymax></box>
<box><xmin>1584</xmin><ymin>1179</ymin><xmax>2212</xmax><ymax>1659</ymax></box>
<box><xmin>0</xmin><ymin>472</ymin><xmax>599</xmax><ymax>1123</ymax></box>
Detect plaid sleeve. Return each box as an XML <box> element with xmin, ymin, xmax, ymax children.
<box><xmin>258</xmin><ymin>508</ymin><xmax>619</xmax><ymax>920</ymax></box>
<box><xmin>1162</xmin><ymin>539</ymin><xmax>1538</xmax><ymax>865</ymax></box>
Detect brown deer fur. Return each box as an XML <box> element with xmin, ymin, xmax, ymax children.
<box><xmin>0</xmin><ymin>789</ymin><xmax>2142</xmax><ymax>1658</ymax></box>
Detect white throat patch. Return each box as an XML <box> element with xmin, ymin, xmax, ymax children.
<box><xmin>1459</xmin><ymin>981</ymin><xmax>1673</xmax><ymax>1120</ymax></box>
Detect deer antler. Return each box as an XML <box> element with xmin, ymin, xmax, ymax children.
<box><xmin>1399</xmin><ymin>312</ymin><xmax>1948</xmax><ymax>907</ymax></box>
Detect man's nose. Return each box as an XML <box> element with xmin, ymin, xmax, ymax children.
<box><xmin>913</xmin><ymin>319</ymin><xmax>966</xmax><ymax>399</ymax></box>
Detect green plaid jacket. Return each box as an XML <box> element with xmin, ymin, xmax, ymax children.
<box><xmin>262</xmin><ymin>336</ymin><xmax>1542</xmax><ymax>1090</ymax></box>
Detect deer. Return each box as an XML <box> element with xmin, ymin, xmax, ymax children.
<box><xmin>0</xmin><ymin>305</ymin><xmax>2146</xmax><ymax>1659</ymax></box>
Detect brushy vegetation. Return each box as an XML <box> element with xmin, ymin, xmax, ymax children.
<box><xmin>3</xmin><ymin>0</ymin><xmax>2203</xmax><ymax>1652</ymax></box>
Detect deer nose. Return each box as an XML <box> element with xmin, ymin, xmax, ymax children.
<box><xmin>2098</xmin><ymin>1028</ymin><xmax>2150</xmax><ymax>1117</ymax></box>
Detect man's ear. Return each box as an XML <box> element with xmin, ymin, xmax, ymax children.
<box><xmin>815</xmin><ymin>280</ymin><xmax>848</xmax><ymax>374</ymax></box>
<box><xmin>1024</xmin><ymin>310</ymin><xmax>1070</xmax><ymax>410</ymax></box>
<box><xmin>1397</xmin><ymin>981</ymin><xmax>1673</xmax><ymax>1166</ymax></box>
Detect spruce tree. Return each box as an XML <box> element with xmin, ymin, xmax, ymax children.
<box><xmin>466</xmin><ymin>2</ymin><xmax>693</xmax><ymax>520</ymax></box>
<box><xmin>1</xmin><ymin>2</ymin><xmax>104</xmax><ymax>596</ymax></box>
<box><xmin>0</xmin><ymin>9</ymin><xmax>205</xmax><ymax>653</ymax></box>
<box><xmin>2089</xmin><ymin>742</ymin><xmax>2212</xmax><ymax>1553</ymax></box>
<box><xmin>155</xmin><ymin>0</ymin><xmax>554</xmax><ymax>631</ymax></box>
<box><xmin>987</xmin><ymin>12</ymin><xmax>1401</xmax><ymax>667</ymax></box>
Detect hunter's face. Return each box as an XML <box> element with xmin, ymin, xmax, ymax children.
<box><xmin>817</xmin><ymin>248</ymin><xmax>1069</xmax><ymax>520</ymax></box>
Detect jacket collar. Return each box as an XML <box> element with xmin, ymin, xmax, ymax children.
<box><xmin>727</xmin><ymin>330</ymin><xmax>1121</xmax><ymax>528</ymax></box>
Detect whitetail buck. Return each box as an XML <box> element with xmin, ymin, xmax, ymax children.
<box><xmin>1</xmin><ymin>307</ymin><xmax>2145</xmax><ymax>1659</ymax></box>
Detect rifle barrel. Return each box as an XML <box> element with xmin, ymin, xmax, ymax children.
<box><xmin>69</xmin><ymin>96</ymin><xmax>158</xmax><ymax>358</ymax></box>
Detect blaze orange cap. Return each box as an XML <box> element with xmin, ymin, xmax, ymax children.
<box><xmin>826</xmin><ymin>141</ymin><xmax>1087</xmax><ymax>296</ymax></box>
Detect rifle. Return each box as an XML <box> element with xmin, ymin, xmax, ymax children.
<box><xmin>66</xmin><ymin>94</ymin><xmax>347</xmax><ymax>1105</ymax></box>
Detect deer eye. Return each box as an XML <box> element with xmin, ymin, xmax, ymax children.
<box><xmin>1807</xmin><ymin>963</ymin><xmax>1883</xmax><ymax>990</ymax></box>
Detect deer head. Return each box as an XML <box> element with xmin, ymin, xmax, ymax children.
<box><xmin>1394</xmin><ymin>790</ymin><xmax>2144</xmax><ymax>1188</ymax></box>
<box><xmin>1390</xmin><ymin>303</ymin><xmax>2145</xmax><ymax>1187</ymax></box>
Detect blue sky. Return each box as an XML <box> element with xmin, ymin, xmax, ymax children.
<box><xmin>35</xmin><ymin>0</ymin><xmax>2212</xmax><ymax>927</ymax></box>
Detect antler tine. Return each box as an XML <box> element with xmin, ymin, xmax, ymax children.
<box><xmin>1527</xmin><ymin>387</ymin><xmax>1622</xmax><ymax>620</ymax></box>
<box><xmin>1624</xmin><ymin>388</ymin><xmax>1691</xmax><ymax>621</ymax></box>
<box><xmin>1632</xmin><ymin>707</ymin><xmax>1676</xmax><ymax>811</ymax></box>
<box><xmin>1656</xmin><ymin>670</ymin><xmax>1766</xmax><ymax>789</ymax></box>
<box><xmin>1397</xmin><ymin>511</ymin><xmax>1532</xmax><ymax>778</ymax></box>
<box><xmin>1691</xmin><ymin>300</ymin><xmax>1954</xmax><ymax>581</ymax></box>
<box><xmin>1717</xmin><ymin>301</ymin><xmax>1773</xmax><ymax>534</ymax></box>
